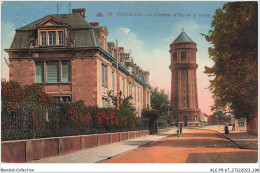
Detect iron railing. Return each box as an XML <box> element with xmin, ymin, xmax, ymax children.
<box><xmin>1</xmin><ymin>103</ymin><xmax>150</xmax><ymax>141</ymax></box>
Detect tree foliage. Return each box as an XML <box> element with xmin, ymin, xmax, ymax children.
<box><xmin>203</xmin><ymin>2</ymin><xmax>258</xmax><ymax>118</ymax></box>
<box><xmin>151</xmin><ymin>87</ymin><xmax>171</xmax><ymax>115</ymax></box>
<box><xmin>150</xmin><ymin>87</ymin><xmax>173</xmax><ymax>124</ymax></box>
<box><xmin>108</xmin><ymin>90</ymin><xmax>137</xmax><ymax>130</ymax></box>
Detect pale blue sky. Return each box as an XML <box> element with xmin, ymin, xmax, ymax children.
<box><xmin>1</xmin><ymin>1</ymin><xmax>228</xmax><ymax>115</ymax></box>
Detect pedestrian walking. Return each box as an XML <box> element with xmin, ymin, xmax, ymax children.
<box><xmin>224</xmin><ymin>124</ymin><xmax>229</xmax><ymax>134</ymax></box>
<box><xmin>180</xmin><ymin>124</ymin><xmax>182</xmax><ymax>134</ymax></box>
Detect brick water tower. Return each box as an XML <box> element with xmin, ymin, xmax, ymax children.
<box><xmin>169</xmin><ymin>29</ymin><xmax>201</xmax><ymax>127</ymax></box>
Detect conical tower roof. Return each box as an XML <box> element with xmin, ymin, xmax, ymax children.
<box><xmin>173</xmin><ymin>29</ymin><xmax>194</xmax><ymax>43</ymax></box>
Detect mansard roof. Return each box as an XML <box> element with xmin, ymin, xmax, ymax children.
<box><xmin>9</xmin><ymin>13</ymin><xmax>100</xmax><ymax>49</ymax></box>
<box><xmin>19</xmin><ymin>13</ymin><xmax>93</xmax><ymax>30</ymax></box>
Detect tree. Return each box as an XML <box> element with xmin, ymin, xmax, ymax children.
<box><xmin>151</xmin><ymin>87</ymin><xmax>171</xmax><ymax>115</ymax></box>
<box><xmin>150</xmin><ymin>87</ymin><xmax>173</xmax><ymax>124</ymax></box>
<box><xmin>203</xmin><ymin>2</ymin><xmax>257</xmax><ymax>119</ymax></box>
<box><xmin>108</xmin><ymin>90</ymin><xmax>137</xmax><ymax>130</ymax></box>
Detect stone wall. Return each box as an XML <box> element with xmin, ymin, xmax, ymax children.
<box><xmin>2</xmin><ymin>130</ymin><xmax>153</xmax><ymax>163</ymax></box>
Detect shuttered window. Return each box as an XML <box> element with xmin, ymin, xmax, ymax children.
<box><xmin>112</xmin><ymin>71</ymin><xmax>114</xmax><ymax>91</ymax></box>
<box><xmin>35</xmin><ymin>61</ymin><xmax>44</xmax><ymax>83</ymax></box>
<box><xmin>62</xmin><ymin>61</ymin><xmax>71</xmax><ymax>82</ymax></box>
<box><xmin>35</xmin><ymin>60</ymin><xmax>71</xmax><ymax>83</ymax></box>
<box><xmin>102</xmin><ymin>63</ymin><xmax>107</xmax><ymax>86</ymax></box>
<box><xmin>123</xmin><ymin>78</ymin><xmax>125</xmax><ymax>95</ymax></box>
<box><xmin>47</xmin><ymin>61</ymin><xmax>59</xmax><ymax>83</ymax></box>
<box><xmin>129</xmin><ymin>82</ymin><xmax>132</xmax><ymax>96</ymax></box>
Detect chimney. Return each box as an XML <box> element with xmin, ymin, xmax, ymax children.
<box><xmin>125</xmin><ymin>53</ymin><xmax>130</xmax><ymax>59</ymax></box>
<box><xmin>119</xmin><ymin>47</ymin><xmax>124</xmax><ymax>52</ymax></box>
<box><xmin>72</xmin><ymin>8</ymin><xmax>86</xmax><ymax>18</ymax></box>
<box><xmin>90</xmin><ymin>22</ymin><xmax>99</xmax><ymax>27</ymax></box>
<box><xmin>144</xmin><ymin>71</ymin><xmax>149</xmax><ymax>82</ymax></box>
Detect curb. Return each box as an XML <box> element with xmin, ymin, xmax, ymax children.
<box><xmin>203</xmin><ymin>129</ymin><xmax>258</xmax><ymax>150</ymax></box>
<box><xmin>97</xmin><ymin>130</ymin><xmax>177</xmax><ymax>163</ymax></box>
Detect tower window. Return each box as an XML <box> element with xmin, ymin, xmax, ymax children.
<box><xmin>181</xmin><ymin>51</ymin><xmax>187</xmax><ymax>61</ymax></box>
<box><xmin>173</xmin><ymin>52</ymin><xmax>177</xmax><ymax>62</ymax></box>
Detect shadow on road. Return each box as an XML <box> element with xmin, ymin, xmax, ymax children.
<box><xmin>124</xmin><ymin>140</ymin><xmax>153</xmax><ymax>146</ymax></box>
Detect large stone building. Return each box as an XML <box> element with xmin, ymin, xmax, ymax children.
<box><xmin>5</xmin><ymin>9</ymin><xmax>152</xmax><ymax>116</ymax></box>
<box><xmin>169</xmin><ymin>29</ymin><xmax>201</xmax><ymax>127</ymax></box>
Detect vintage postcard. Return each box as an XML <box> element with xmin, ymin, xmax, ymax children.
<box><xmin>1</xmin><ymin>1</ymin><xmax>258</xmax><ymax>173</ymax></box>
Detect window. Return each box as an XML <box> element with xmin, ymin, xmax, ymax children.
<box><xmin>238</xmin><ymin>119</ymin><xmax>245</xmax><ymax>126</ymax></box>
<box><xmin>147</xmin><ymin>92</ymin><xmax>150</xmax><ymax>106</ymax></box>
<box><xmin>40</xmin><ymin>30</ymin><xmax>64</xmax><ymax>46</ymax></box>
<box><xmin>181</xmin><ymin>51</ymin><xmax>187</xmax><ymax>61</ymax></box>
<box><xmin>138</xmin><ymin>87</ymin><xmax>139</xmax><ymax>102</ymax></box>
<box><xmin>194</xmin><ymin>115</ymin><xmax>198</xmax><ymax>122</ymax></box>
<box><xmin>35</xmin><ymin>60</ymin><xmax>71</xmax><ymax>83</ymax></box>
<box><xmin>41</xmin><ymin>32</ymin><xmax>46</xmax><ymax>45</ymax></box>
<box><xmin>47</xmin><ymin>61</ymin><xmax>59</xmax><ymax>83</ymax></box>
<box><xmin>62</xmin><ymin>61</ymin><xmax>71</xmax><ymax>82</ymax></box>
<box><xmin>58</xmin><ymin>31</ymin><xmax>64</xmax><ymax>45</ymax></box>
<box><xmin>129</xmin><ymin>82</ymin><xmax>132</xmax><ymax>96</ymax></box>
<box><xmin>123</xmin><ymin>78</ymin><xmax>125</xmax><ymax>96</ymax></box>
<box><xmin>134</xmin><ymin>86</ymin><xmax>136</xmax><ymax>101</ymax></box>
<box><xmin>36</xmin><ymin>61</ymin><xmax>44</xmax><ymax>83</ymax></box>
<box><xmin>102</xmin><ymin>97</ymin><xmax>108</xmax><ymax>108</ymax></box>
<box><xmin>54</xmin><ymin>96</ymin><xmax>71</xmax><ymax>103</ymax></box>
<box><xmin>102</xmin><ymin>64</ymin><xmax>107</xmax><ymax>86</ymax></box>
<box><xmin>141</xmin><ymin>90</ymin><xmax>143</xmax><ymax>103</ymax></box>
<box><xmin>49</xmin><ymin>31</ymin><xmax>56</xmax><ymax>45</ymax></box>
<box><xmin>112</xmin><ymin>71</ymin><xmax>114</xmax><ymax>91</ymax></box>
<box><xmin>173</xmin><ymin>52</ymin><xmax>177</xmax><ymax>62</ymax></box>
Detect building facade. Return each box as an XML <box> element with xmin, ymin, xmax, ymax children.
<box><xmin>5</xmin><ymin>9</ymin><xmax>151</xmax><ymax>117</ymax></box>
<box><xmin>169</xmin><ymin>29</ymin><xmax>201</xmax><ymax>127</ymax></box>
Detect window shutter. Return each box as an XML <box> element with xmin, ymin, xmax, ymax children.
<box><xmin>62</xmin><ymin>61</ymin><xmax>71</xmax><ymax>82</ymax></box>
<box><xmin>47</xmin><ymin>61</ymin><xmax>59</xmax><ymax>83</ymax></box>
<box><xmin>35</xmin><ymin>61</ymin><xmax>44</xmax><ymax>83</ymax></box>
<box><xmin>102</xmin><ymin>64</ymin><xmax>104</xmax><ymax>85</ymax></box>
<box><xmin>104</xmin><ymin>65</ymin><xmax>107</xmax><ymax>86</ymax></box>
<box><xmin>112</xmin><ymin>72</ymin><xmax>114</xmax><ymax>90</ymax></box>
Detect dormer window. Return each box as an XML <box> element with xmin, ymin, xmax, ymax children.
<box><xmin>41</xmin><ymin>32</ymin><xmax>46</xmax><ymax>45</ymax></box>
<box><xmin>39</xmin><ymin>30</ymin><xmax>64</xmax><ymax>46</ymax></box>
<box><xmin>58</xmin><ymin>31</ymin><xmax>64</xmax><ymax>45</ymax></box>
<box><xmin>49</xmin><ymin>31</ymin><xmax>56</xmax><ymax>45</ymax></box>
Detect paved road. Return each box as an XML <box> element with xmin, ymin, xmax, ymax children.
<box><xmin>102</xmin><ymin>129</ymin><xmax>258</xmax><ymax>163</ymax></box>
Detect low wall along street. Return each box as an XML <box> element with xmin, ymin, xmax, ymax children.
<box><xmin>1</xmin><ymin>129</ymin><xmax>171</xmax><ymax>163</ymax></box>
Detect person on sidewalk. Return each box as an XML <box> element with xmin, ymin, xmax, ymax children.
<box><xmin>180</xmin><ymin>124</ymin><xmax>182</xmax><ymax>134</ymax></box>
<box><xmin>232</xmin><ymin>123</ymin><xmax>235</xmax><ymax>131</ymax></box>
<box><xmin>224</xmin><ymin>124</ymin><xmax>229</xmax><ymax>134</ymax></box>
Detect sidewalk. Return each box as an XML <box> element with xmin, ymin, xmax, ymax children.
<box><xmin>201</xmin><ymin>125</ymin><xmax>258</xmax><ymax>150</ymax></box>
<box><xmin>29</xmin><ymin>128</ymin><xmax>177</xmax><ymax>163</ymax></box>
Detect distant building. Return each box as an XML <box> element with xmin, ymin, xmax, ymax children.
<box><xmin>231</xmin><ymin>115</ymin><xmax>247</xmax><ymax>131</ymax></box>
<box><xmin>5</xmin><ymin>8</ymin><xmax>152</xmax><ymax>116</ymax></box>
<box><xmin>169</xmin><ymin>29</ymin><xmax>201</xmax><ymax>127</ymax></box>
<box><xmin>200</xmin><ymin>112</ymin><xmax>209</xmax><ymax>125</ymax></box>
